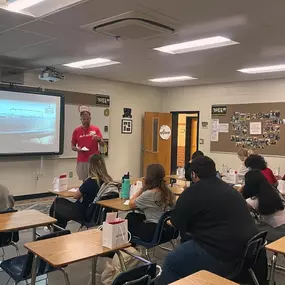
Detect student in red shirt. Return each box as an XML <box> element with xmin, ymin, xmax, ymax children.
<box><xmin>71</xmin><ymin>111</ymin><xmax>104</xmax><ymax>181</ymax></box>
<box><xmin>245</xmin><ymin>154</ymin><xmax>278</xmax><ymax>187</ymax></box>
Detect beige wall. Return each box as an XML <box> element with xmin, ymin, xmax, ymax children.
<box><xmin>162</xmin><ymin>78</ymin><xmax>285</xmax><ymax>174</ymax></box>
<box><xmin>0</xmin><ymin>72</ymin><xmax>163</xmax><ymax>196</ymax></box>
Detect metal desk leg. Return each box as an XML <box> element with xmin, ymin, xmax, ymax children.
<box><xmin>91</xmin><ymin>256</ymin><xmax>98</xmax><ymax>285</ymax></box>
<box><xmin>269</xmin><ymin>253</ymin><xmax>277</xmax><ymax>285</ymax></box>
<box><xmin>30</xmin><ymin>255</ymin><xmax>38</xmax><ymax>285</ymax></box>
<box><xmin>32</xmin><ymin>228</ymin><xmax>37</xmax><ymax>241</ymax></box>
<box><xmin>116</xmin><ymin>250</ymin><xmax>126</xmax><ymax>272</ymax></box>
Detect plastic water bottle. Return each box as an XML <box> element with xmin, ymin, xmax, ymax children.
<box><xmin>121</xmin><ymin>172</ymin><xmax>130</xmax><ymax>199</ymax></box>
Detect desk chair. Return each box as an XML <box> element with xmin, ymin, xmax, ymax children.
<box><xmin>230</xmin><ymin>231</ymin><xmax>268</xmax><ymax>285</ymax></box>
<box><xmin>1</xmin><ymin>230</ymin><xmax>71</xmax><ymax>285</ymax></box>
<box><xmin>131</xmin><ymin>211</ymin><xmax>179</xmax><ymax>261</ymax></box>
<box><xmin>112</xmin><ymin>263</ymin><xmax>161</xmax><ymax>285</ymax></box>
<box><xmin>79</xmin><ymin>192</ymin><xmax>120</xmax><ymax>230</ymax></box>
<box><xmin>0</xmin><ymin>209</ymin><xmax>20</xmax><ymax>260</ymax></box>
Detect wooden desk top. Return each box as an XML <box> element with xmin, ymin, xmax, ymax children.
<box><xmin>96</xmin><ymin>198</ymin><xmax>131</xmax><ymax>211</ymax></box>
<box><xmin>49</xmin><ymin>189</ymin><xmax>77</xmax><ymax>198</ymax></box>
<box><xmin>25</xmin><ymin>230</ymin><xmax>130</xmax><ymax>267</ymax></box>
<box><xmin>166</xmin><ymin>175</ymin><xmax>186</xmax><ymax>181</ymax></box>
<box><xmin>266</xmin><ymin>236</ymin><xmax>285</xmax><ymax>254</ymax></box>
<box><xmin>170</xmin><ymin>271</ymin><xmax>238</xmax><ymax>285</ymax></box>
<box><xmin>170</xmin><ymin>186</ymin><xmax>184</xmax><ymax>196</ymax></box>
<box><xmin>0</xmin><ymin>210</ymin><xmax>56</xmax><ymax>232</ymax></box>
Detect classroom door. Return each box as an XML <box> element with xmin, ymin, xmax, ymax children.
<box><xmin>143</xmin><ymin>112</ymin><xmax>172</xmax><ymax>175</ymax></box>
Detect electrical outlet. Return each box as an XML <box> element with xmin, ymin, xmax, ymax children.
<box><xmin>69</xmin><ymin>172</ymin><xmax>73</xmax><ymax>178</ymax></box>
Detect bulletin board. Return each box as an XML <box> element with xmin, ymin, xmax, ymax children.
<box><xmin>210</xmin><ymin>103</ymin><xmax>285</xmax><ymax>156</ymax></box>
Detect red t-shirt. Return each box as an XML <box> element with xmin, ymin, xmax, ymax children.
<box><xmin>261</xmin><ymin>168</ymin><xmax>277</xmax><ymax>185</ymax></box>
<box><xmin>71</xmin><ymin>125</ymin><xmax>103</xmax><ymax>162</ymax></box>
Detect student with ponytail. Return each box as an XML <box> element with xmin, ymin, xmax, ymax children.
<box><xmin>49</xmin><ymin>154</ymin><xmax>112</xmax><ymax>228</ymax></box>
<box><xmin>127</xmin><ymin>164</ymin><xmax>176</xmax><ymax>242</ymax></box>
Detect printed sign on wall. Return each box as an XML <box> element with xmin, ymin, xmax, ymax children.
<box><xmin>212</xmin><ymin>105</ymin><xmax>227</xmax><ymax>115</ymax></box>
<box><xmin>159</xmin><ymin>125</ymin><xmax>171</xmax><ymax>140</ymax></box>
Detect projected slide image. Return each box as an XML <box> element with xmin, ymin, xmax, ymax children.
<box><xmin>0</xmin><ymin>99</ymin><xmax>58</xmax><ymax>152</ymax></box>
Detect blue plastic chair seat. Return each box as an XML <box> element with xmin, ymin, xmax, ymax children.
<box><xmin>112</xmin><ymin>263</ymin><xmax>157</xmax><ymax>285</ymax></box>
<box><xmin>0</xmin><ymin>230</ymin><xmax>71</xmax><ymax>284</ymax></box>
<box><xmin>130</xmin><ymin>211</ymin><xmax>179</xmax><ymax>249</ymax></box>
<box><xmin>1</xmin><ymin>255</ymin><xmax>58</xmax><ymax>283</ymax></box>
<box><xmin>1</xmin><ymin>255</ymin><xmax>28</xmax><ymax>281</ymax></box>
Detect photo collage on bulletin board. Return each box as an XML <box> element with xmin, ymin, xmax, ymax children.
<box><xmin>230</xmin><ymin>110</ymin><xmax>284</xmax><ymax>149</ymax></box>
<box><xmin>210</xmin><ymin>103</ymin><xmax>285</xmax><ymax>156</ymax></box>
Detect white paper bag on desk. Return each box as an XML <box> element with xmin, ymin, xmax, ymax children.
<box><xmin>52</xmin><ymin>174</ymin><xmax>68</xmax><ymax>192</ymax></box>
<box><xmin>102</xmin><ymin>220</ymin><xmax>129</xmax><ymax>249</ymax></box>
<box><xmin>278</xmin><ymin>180</ymin><xmax>285</xmax><ymax>195</ymax></box>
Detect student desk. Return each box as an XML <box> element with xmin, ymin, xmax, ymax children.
<box><xmin>170</xmin><ymin>270</ymin><xmax>238</xmax><ymax>285</ymax></box>
<box><xmin>0</xmin><ymin>209</ymin><xmax>56</xmax><ymax>241</ymax></box>
<box><xmin>170</xmin><ymin>186</ymin><xmax>184</xmax><ymax>196</ymax></box>
<box><xmin>96</xmin><ymin>198</ymin><xmax>131</xmax><ymax>211</ymax></box>
<box><xmin>96</xmin><ymin>186</ymin><xmax>183</xmax><ymax>212</ymax></box>
<box><xmin>166</xmin><ymin>175</ymin><xmax>186</xmax><ymax>186</ymax></box>
<box><xmin>266</xmin><ymin>236</ymin><xmax>285</xmax><ymax>285</ymax></box>
<box><xmin>25</xmin><ymin>229</ymin><xmax>130</xmax><ymax>285</ymax></box>
<box><xmin>49</xmin><ymin>189</ymin><xmax>77</xmax><ymax>198</ymax></box>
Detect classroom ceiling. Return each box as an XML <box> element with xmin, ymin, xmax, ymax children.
<box><xmin>1</xmin><ymin>0</ymin><xmax>285</xmax><ymax>87</ymax></box>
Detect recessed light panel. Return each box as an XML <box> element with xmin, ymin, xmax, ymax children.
<box><xmin>63</xmin><ymin>58</ymin><xmax>120</xmax><ymax>69</ymax></box>
<box><xmin>149</xmin><ymin>76</ymin><xmax>196</xmax><ymax>83</ymax></box>
<box><xmin>154</xmin><ymin>36</ymin><xmax>239</xmax><ymax>54</ymax></box>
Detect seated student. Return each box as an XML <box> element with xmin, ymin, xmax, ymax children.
<box><xmin>159</xmin><ymin>156</ymin><xmax>262</xmax><ymax>284</ymax></box>
<box><xmin>49</xmin><ymin>154</ymin><xmax>112</xmax><ymax>228</ymax></box>
<box><xmin>0</xmin><ymin>185</ymin><xmax>19</xmax><ymax>245</ymax></box>
<box><xmin>245</xmin><ymin>154</ymin><xmax>278</xmax><ymax>187</ymax></box>
<box><xmin>0</xmin><ymin>184</ymin><xmax>14</xmax><ymax>211</ymax></box>
<box><xmin>127</xmin><ymin>164</ymin><xmax>175</xmax><ymax>242</ymax></box>
<box><xmin>237</xmin><ymin>148</ymin><xmax>250</xmax><ymax>176</ymax></box>
<box><xmin>184</xmin><ymin>150</ymin><xmax>204</xmax><ymax>181</ymax></box>
<box><xmin>241</xmin><ymin>169</ymin><xmax>285</xmax><ymax>242</ymax></box>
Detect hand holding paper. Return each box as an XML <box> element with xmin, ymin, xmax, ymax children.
<box><xmin>81</xmin><ymin>146</ymin><xmax>89</xmax><ymax>152</ymax></box>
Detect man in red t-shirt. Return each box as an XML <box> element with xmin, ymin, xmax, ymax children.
<box><xmin>71</xmin><ymin>111</ymin><xmax>104</xmax><ymax>181</ymax></box>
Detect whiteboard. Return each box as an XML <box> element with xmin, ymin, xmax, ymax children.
<box><xmin>61</xmin><ymin>104</ymin><xmax>110</xmax><ymax>158</ymax></box>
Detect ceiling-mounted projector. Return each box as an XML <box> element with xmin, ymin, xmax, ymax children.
<box><xmin>39</xmin><ymin>67</ymin><xmax>65</xmax><ymax>83</ymax></box>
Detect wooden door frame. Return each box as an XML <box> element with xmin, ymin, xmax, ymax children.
<box><xmin>170</xmin><ymin>111</ymin><xmax>200</xmax><ymax>174</ymax></box>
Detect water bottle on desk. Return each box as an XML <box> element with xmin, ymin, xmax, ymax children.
<box><xmin>121</xmin><ymin>172</ymin><xmax>130</xmax><ymax>199</ymax></box>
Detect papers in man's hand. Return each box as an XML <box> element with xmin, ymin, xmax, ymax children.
<box><xmin>124</xmin><ymin>200</ymin><xmax>130</xmax><ymax>205</ymax></box>
<box><xmin>81</xmin><ymin>146</ymin><xmax>89</xmax><ymax>151</ymax></box>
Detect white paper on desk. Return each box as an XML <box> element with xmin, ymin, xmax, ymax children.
<box><xmin>68</xmin><ymin>188</ymin><xmax>78</xmax><ymax>192</ymax></box>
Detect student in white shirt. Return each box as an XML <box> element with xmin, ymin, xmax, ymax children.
<box><xmin>241</xmin><ymin>169</ymin><xmax>285</xmax><ymax>242</ymax></box>
<box><xmin>237</xmin><ymin>148</ymin><xmax>250</xmax><ymax>177</ymax></box>
<box><xmin>0</xmin><ymin>184</ymin><xmax>14</xmax><ymax>211</ymax></box>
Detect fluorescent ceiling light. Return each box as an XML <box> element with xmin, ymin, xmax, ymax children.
<box><xmin>154</xmin><ymin>36</ymin><xmax>239</xmax><ymax>54</ymax></box>
<box><xmin>238</xmin><ymin>64</ymin><xmax>285</xmax><ymax>74</ymax></box>
<box><xmin>5</xmin><ymin>0</ymin><xmax>45</xmax><ymax>12</ymax></box>
<box><xmin>149</xmin><ymin>76</ymin><xmax>196</xmax><ymax>83</ymax></box>
<box><xmin>63</xmin><ymin>58</ymin><xmax>120</xmax><ymax>69</ymax></box>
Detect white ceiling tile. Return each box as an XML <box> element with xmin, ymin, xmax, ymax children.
<box><xmin>0</xmin><ymin>29</ymin><xmax>55</xmax><ymax>54</ymax></box>
<box><xmin>42</xmin><ymin>0</ymin><xmax>137</xmax><ymax>28</ymax></box>
<box><xmin>0</xmin><ymin>9</ymin><xmax>35</xmax><ymax>27</ymax></box>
